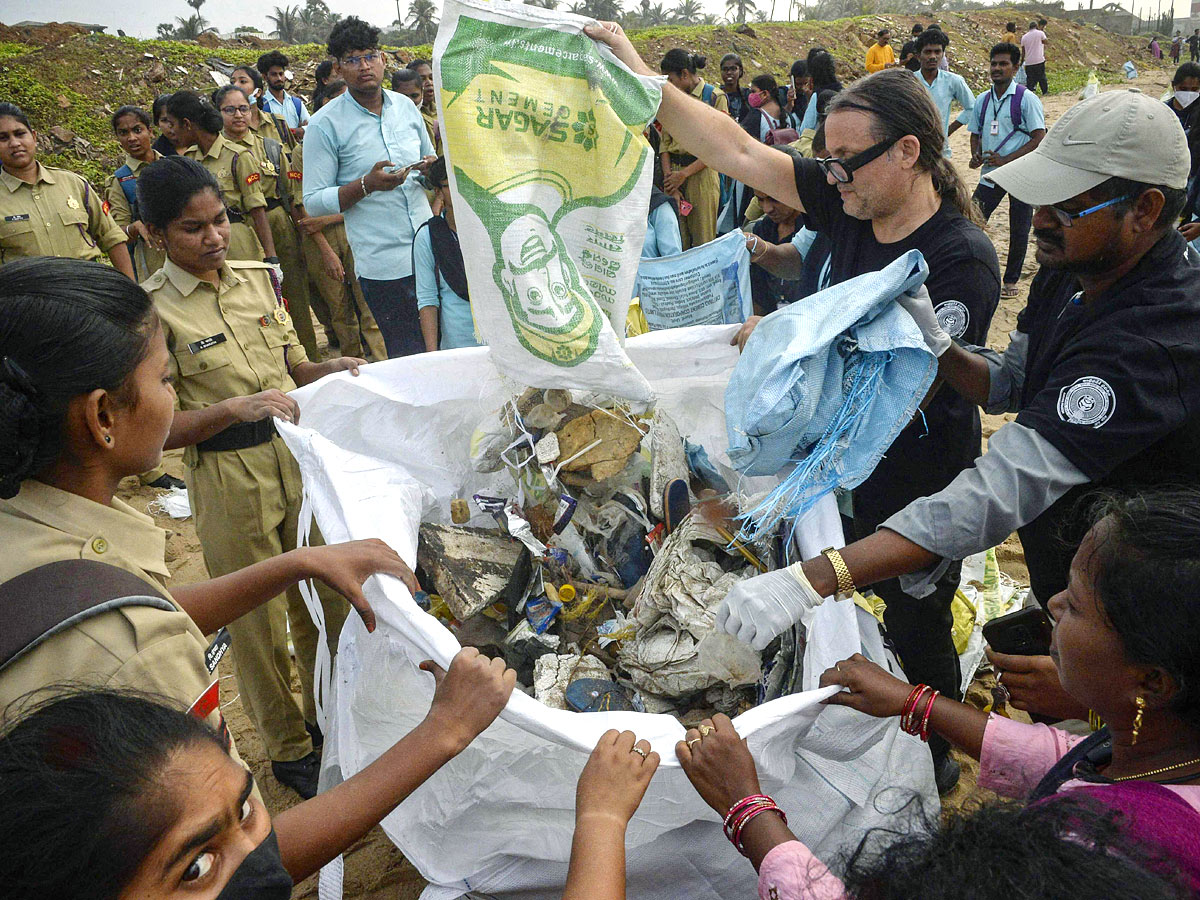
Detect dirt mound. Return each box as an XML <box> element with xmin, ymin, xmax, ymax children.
<box><xmin>0</xmin><ymin>21</ymin><xmax>89</xmax><ymax>46</ymax></box>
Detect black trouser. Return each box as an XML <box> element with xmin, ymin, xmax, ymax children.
<box><xmin>973</xmin><ymin>180</ymin><xmax>1033</xmax><ymax>285</ymax></box>
<box><xmin>358</xmin><ymin>274</ymin><xmax>425</xmax><ymax>358</ymax></box>
<box><xmin>1025</xmin><ymin>61</ymin><xmax>1048</xmax><ymax>94</ymax></box>
<box><xmin>856</xmin><ymin>535</ymin><xmax>964</xmax><ymax>765</ymax></box>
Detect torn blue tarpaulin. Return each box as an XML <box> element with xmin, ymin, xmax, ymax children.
<box><xmin>724</xmin><ymin>249</ymin><xmax>937</xmax><ymax>542</ymax></box>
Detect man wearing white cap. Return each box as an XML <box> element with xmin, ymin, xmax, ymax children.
<box><xmin>714</xmin><ymin>89</ymin><xmax>1200</xmax><ymax>718</ymax></box>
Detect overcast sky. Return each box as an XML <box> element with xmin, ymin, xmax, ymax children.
<box><xmin>0</xmin><ymin>0</ymin><xmax>1190</xmax><ymax>40</ymax></box>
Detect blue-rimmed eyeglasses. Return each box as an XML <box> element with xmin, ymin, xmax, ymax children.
<box><xmin>1042</xmin><ymin>195</ymin><xmax>1132</xmax><ymax>228</ymax></box>
<box><xmin>340</xmin><ymin>52</ymin><xmax>380</xmax><ymax>68</ymax></box>
<box><xmin>814</xmin><ymin>136</ymin><xmax>900</xmax><ymax>184</ymax></box>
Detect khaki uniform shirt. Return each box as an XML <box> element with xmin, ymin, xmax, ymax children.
<box><xmin>226</xmin><ymin>131</ymin><xmax>285</xmax><ymax>203</ymax></box>
<box><xmin>143</xmin><ymin>259</ymin><xmax>308</xmax><ymax>467</ymax></box>
<box><xmin>421</xmin><ymin>104</ymin><xmax>442</xmax><ymax>155</ymax></box>
<box><xmin>250</xmin><ymin>109</ymin><xmax>297</xmax><ymax>158</ymax></box>
<box><xmin>183</xmin><ymin>133</ymin><xmax>267</xmax><ymax>216</ymax></box>
<box><xmin>105</xmin><ymin>152</ymin><xmax>167</xmax><ymax>277</ymax></box>
<box><xmin>0</xmin><ymin>163</ymin><xmax>127</xmax><ymax>265</ymax></box>
<box><xmin>0</xmin><ymin>481</ymin><xmax>250</xmax><ymax>778</ymax></box>
<box><xmin>659</xmin><ymin>79</ymin><xmax>728</xmax><ymax>157</ymax></box>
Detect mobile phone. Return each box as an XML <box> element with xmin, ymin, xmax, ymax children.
<box><xmin>982</xmin><ymin>606</ymin><xmax>1053</xmax><ymax>656</ymax></box>
<box><xmin>386</xmin><ymin>162</ymin><xmax>419</xmax><ymax>174</ymax></box>
<box><xmin>678</xmin><ymin>198</ymin><xmax>694</xmax><ymax>216</ymax></box>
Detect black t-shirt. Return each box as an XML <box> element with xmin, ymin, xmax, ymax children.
<box><xmin>1014</xmin><ymin>230</ymin><xmax>1200</xmax><ymax>601</ymax></box>
<box><xmin>901</xmin><ymin>41</ymin><xmax>921</xmax><ymax>71</ymax></box>
<box><xmin>1188</xmin><ymin>34</ymin><xmax>1200</xmax><ymax>53</ymax></box>
<box><xmin>152</xmin><ymin>134</ymin><xmax>177</xmax><ymax>157</ymax></box>
<box><xmin>791</xmin><ymin>156</ymin><xmax>1001</xmax><ymax>530</ymax></box>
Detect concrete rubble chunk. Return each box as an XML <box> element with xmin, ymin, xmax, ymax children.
<box><xmin>417</xmin><ymin>523</ymin><xmax>531</xmax><ymax>621</ymax></box>
<box><xmin>555</xmin><ymin>408</ymin><xmax>647</xmax><ymax>481</ymax></box>
<box><xmin>533</xmin><ymin>653</ymin><xmax>610</xmax><ymax>710</ymax></box>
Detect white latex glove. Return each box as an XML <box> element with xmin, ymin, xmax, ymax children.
<box><xmin>715</xmin><ymin>562</ymin><xmax>828</xmax><ymax>651</ymax></box>
<box><xmin>897</xmin><ymin>284</ymin><xmax>952</xmax><ymax>358</ymax></box>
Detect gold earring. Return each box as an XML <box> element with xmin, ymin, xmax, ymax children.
<box><xmin>1131</xmin><ymin>695</ymin><xmax>1146</xmax><ymax>746</ymax></box>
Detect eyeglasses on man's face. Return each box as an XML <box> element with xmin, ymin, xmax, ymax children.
<box><xmin>815</xmin><ymin>136</ymin><xmax>899</xmax><ymax>184</ymax></box>
<box><xmin>340</xmin><ymin>52</ymin><xmax>381</xmax><ymax>68</ymax></box>
<box><xmin>1040</xmin><ymin>195</ymin><xmax>1132</xmax><ymax>228</ymax></box>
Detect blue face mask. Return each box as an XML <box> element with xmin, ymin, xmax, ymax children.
<box><xmin>215</xmin><ymin>829</ymin><xmax>292</xmax><ymax>900</ymax></box>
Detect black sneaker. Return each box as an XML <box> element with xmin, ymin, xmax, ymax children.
<box><xmin>271</xmin><ymin>751</ymin><xmax>321</xmax><ymax>799</ymax></box>
<box><xmin>934</xmin><ymin>754</ymin><xmax>961</xmax><ymax>795</ymax></box>
<box><xmin>146</xmin><ymin>473</ymin><xmax>186</xmax><ymax>490</ymax></box>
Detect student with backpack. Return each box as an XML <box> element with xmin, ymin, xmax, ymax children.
<box><xmin>969</xmin><ymin>43</ymin><xmax>1046</xmax><ymax>298</ymax></box>
<box><xmin>658</xmin><ymin>49</ymin><xmax>725</xmax><ymax>249</ymax></box>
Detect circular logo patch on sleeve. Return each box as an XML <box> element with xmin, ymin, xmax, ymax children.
<box><xmin>1057</xmin><ymin>376</ymin><xmax>1115</xmax><ymax>428</ymax></box>
<box><xmin>934</xmin><ymin>300</ymin><xmax>970</xmax><ymax>338</ymax></box>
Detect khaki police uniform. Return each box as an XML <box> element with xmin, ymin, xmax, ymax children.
<box><xmin>250</xmin><ymin>108</ymin><xmax>298</xmax><ymax>158</ymax></box>
<box><xmin>142</xmin><ymin>258</ymin><xmax>347</xmax><ymax>763</ymax></box>
<box><xmin>421</xmin><ymin>105</ymin><xmax>443</xmax><ymax>156</ymax></box>
<box><xmin>105</xmin><ymin>152</ymin><xmax>167</xmax><ymax>280</ymax></box>
<box><xmin>659</xmin><ymin>80</ymin><xmax>725</xmax><ymax>250</ymax></box>
<box><xmin>0</xmin><ymin>479</ymin><xmax>257</xmax><ymax>795</ymax></box>
<box><xmin>292</xmin><ymin>143</ymin><xmax>387</xmax><ymax>360</ymax></box>
<box><xmin>183</xmin><ymin>134</ymin><xmax>267</xmax><ymax>262</ymax></box>
<box><xmin>226</xmin><ymin>129</ymin><xmax>319</xmax><ymax>361</ymax></box>
<box><xmin>0</xmin><ymin>163</ymin><xmax>127</xmax><ymax>266</ymax></box>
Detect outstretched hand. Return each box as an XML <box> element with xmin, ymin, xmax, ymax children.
<box><xmin>304</xmin><ymin>539</ymin><xmax>419</xmax><ymax>633</ymax></box>
<box><xmin>576</xmin><ymin>730</ymin><xmax>660</xmax><ymax>827</ymax></box>
<box><xmin>676</xmin><ymin>714</ymin><xmax>760</xmax><ymax>816</ymax></box>
<box><xmin>818</xmin><ymin>653</ymin><xmax>914</xmax><ymax>718</ymax></box>
<box><xmin>583</xmin><ymin>21</ymin><xmax>654</xmax><ymax>77</ymax></box>
<box><xmin>420</xmin><ymin>648</ymin><xmax>516</xmax><ymax>754</ymax></box>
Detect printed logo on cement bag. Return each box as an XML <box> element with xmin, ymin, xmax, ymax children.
<box><xmin>436</xmin><ymin>0</ymin><xmax>662</xmax><ymax>401</ymax></box>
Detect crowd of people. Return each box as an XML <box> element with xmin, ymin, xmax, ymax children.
<box><xmin>2</xmin><ymin>10</ymin><xmax>1200</xmax><ymax>900</ymax></box>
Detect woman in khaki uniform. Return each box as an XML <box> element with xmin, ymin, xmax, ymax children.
<box><xmin>138</xmin><ymin>156</ymin><xmax>379</xmax><ymax>797</ymax></box>
<box><xmin>0</xmin><ymin>255</ymin><xmax>417</xmax><ymax>798</ymax></box>
<box><xmin>163</xmin><ymin>91</ymin><xmax>277</xmax><ymax>267</ymax></box>
<box><xmin>106</xmin><ymin>105</ymin><xmax>167</xmax><ymax>280</ymax></box>
<box><xmin>0</xmin><ymin>104</ymin><xmax>133</xmax><ymax>277</ymax></box>
<box><xmin>657</xmin><ymin>50</ymin><xmax>725</xmax><ymax>250</ymax></box>
<box><xmin>290</xmin><ymin>82</ymin><xmax>387</xmax><ymax>361</ymax></box>
<box><xmin>217</xmin><ymin>84</ymin><xmax>320</xmax><ymax>361</ymax></box>
<box><xmin>229</xmin><ymin>64</ymin><xmax>298</xmax><ymax>156</ymax></box>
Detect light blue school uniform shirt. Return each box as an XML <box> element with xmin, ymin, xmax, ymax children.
<box><xmin>262</xmin><ymin>90</ymin><xmax>310</xmax><ymax>129</ymax></box>
<box><xmin>413</xmin><ymin>220</ymin><xmax>480</xmax><ymax>350</ymax></box>
<box><xmin>966</xmin><ymin>80</ymin><xmax>1045</xmax><ymax>186</ymax></box>
<box><xmin>912</xmin><ymin>69</ymin><xmax>974</xmax><ymax>157</ymax></box>
<box><xmin>642</xmin><ymin>202</ymin><xmax>682</xmax><ymax>259</ymax></box>
<box><xmin>303</xmin><ymin>88</ymin><xmax>434</xmax><ymax>280</ymax></box>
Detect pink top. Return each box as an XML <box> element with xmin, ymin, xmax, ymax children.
<box><xmin>978</xmin><ymin>714</ymin><xmax>1200</xmax><ymax>812</ymax></box>
<box><xmin>755</xmin><ymin>715</ymin><xmax>1200</xmax><ymax>900</ymax></box>
<box><xmin>1021</xmin><ymin>29</ymin><xmax>1046</xmax><ymax>65</ymax></box>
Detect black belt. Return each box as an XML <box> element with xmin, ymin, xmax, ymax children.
<box><xmin>265</xmin><ymin>197</ymin><xmax>285</xmax><ymax>211</ymax></box>
<box><xmin>670</xmin><ymin>153</ymin><xmax>697</xmax><ymax>166</ymax></box>
<box><xmin>226</xmin><ymin>207</ymin><xmax>245</xmax><ymax>224</ymax></box>
<box><xmin>196</xmin><ymin>418</ymin><xmax>277</xmax><ymax>453</ymax></box>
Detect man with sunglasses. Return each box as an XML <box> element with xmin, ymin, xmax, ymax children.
<box><xmin>303</xmin><ymin>16</ymin><xmax>437</xmax><ymax>358</ymax></box>
<box><xmin>725</xmin><ymin>90</ymin><xmax>1200</xmax><ymax>725</ymax></box>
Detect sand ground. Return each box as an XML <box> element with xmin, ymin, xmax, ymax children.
<box><xmin>114</xmin><ymin>71</ymin><xmax>1172</xmax><ymax>900</ymax></box>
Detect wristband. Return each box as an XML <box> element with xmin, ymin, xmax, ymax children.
<box><xmin>820</xmin><ymin>547</ymin><xmax>856</xmax><ymax>597</ymax></box>
<box><xmin>360</xmin><ymin>174</ymin><xmax>371</xmax><ymax>197</ymax></box>
<box><xmin>263</xmin><ymin>256</ymin><xmax>280</xmax><ymax>264</ymax></box>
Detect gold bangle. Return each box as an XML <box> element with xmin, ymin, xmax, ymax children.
<box><xmin>821</xmin><ymin>547</ymin><xmax>856</xmax><ymax>597</ymax></box>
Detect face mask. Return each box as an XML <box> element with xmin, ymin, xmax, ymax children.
<box><xmin>747</xmin><ymin>91</ymin><xmax>765</xmax><ymax>108</ymax></box>
<box><xmin>215</xmin><ymin>829</ymin><xmax>292</xmax><ymax>900</ymax></box>
<box><xmin>1175</xmin><ymin>90</ymin><xmax>1199</xmax><ymax>108</ymax></box>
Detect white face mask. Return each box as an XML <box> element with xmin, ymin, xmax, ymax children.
<box><xmin>1175</xmin><ymin>90</ymin><xmax>1199</xmax><ymax>108</ymax></box>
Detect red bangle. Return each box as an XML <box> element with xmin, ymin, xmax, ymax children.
<box><xmin>731</xmin><ymin>802</ymin><xmax>788</xmax><ymax>855</ymax></box>
<box><xmin>725</xmin><ymin>798</ymin><xmax>774</xmax><ymax>840</ymax></box>
<box><xmin>723</xmin><ymin>794</ymin><xmax>773</xmax><ymax>834</ymax></box>
<box><xmin>918</xmin><ymin>690</ymin><xmax>940</xmax><ymax>742</ymax></box>
<box><xmin>900</xmin><ymin>685</ymin><xmax>932</xmax><ymax>734</ymax></box>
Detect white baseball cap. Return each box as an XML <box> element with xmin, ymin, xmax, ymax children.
<box><xmin>989</xmin><ymin>88</ymin><xmax>1189</xmax><ymax>206</ymax></box>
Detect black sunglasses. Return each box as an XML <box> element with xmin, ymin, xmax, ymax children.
<box><xmin>815</xmin><ymin>136</ymin><xmax>900</xmax><ymax>184</ymax></box>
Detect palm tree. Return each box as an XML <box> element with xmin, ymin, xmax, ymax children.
<box><xmin>173</xmin><ymin>13</ymin><xmax>210</xmax><ymax>38</ymax></box>
<box><xmin>185</xmin><ymin>0</ymin><xmax>206</xmax><ymax>12</ymax></box>
<box><xmin>672</xmin><ymin>0</ymin><xmax>703</xmax><ymax>21</ymax></box>
<box><xmin>406</xmin><ymin>0</ymin><xmax>439</xmax><ymax>43</ymax></box>
<box><xmin>725</xmin><ymin>0</ymin><xmax>757</xmax><ymax>23</ymax></box>
<box><xmin>268</xmin><ymin>4</ymin><xmax>302</xmax><ymax>42</ymax></box>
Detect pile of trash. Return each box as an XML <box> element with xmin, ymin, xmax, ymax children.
<box><xmin>414</xmin><ymin>387</ymin><xmax>792</xmax><ymax>725</ymax></box>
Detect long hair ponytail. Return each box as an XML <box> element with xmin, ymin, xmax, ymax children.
<box><xmin>828</xmin><ymin>69</ymin><xmax>983</xmax><ymax>226</ymax></box>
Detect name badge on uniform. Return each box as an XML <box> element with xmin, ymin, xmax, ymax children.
<box><xmin>204</xmin><ymin>626</ymin><xmax>232</xmax><ymax>673</ymax></box>
<box><xmin>990</xmin><ymin>120</ymin><xmax>1000</xmax><ymax>136</ymax></box>
<box><xmin>4</xmin><ymin>213</ymin><xmax>29</xmax><ymax>222</ymax></box>
<box><xmin>187</xmin><ymin>333</ymin><xmax>228</xmax><ymax>354</ymax></box>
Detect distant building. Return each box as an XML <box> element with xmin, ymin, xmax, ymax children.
<box><xmin>1066</xmin><ymin>4</ymin><xmax>1137</xmax><ymax>34</ymax></box>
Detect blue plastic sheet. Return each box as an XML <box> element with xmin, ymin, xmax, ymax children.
<box><xmin>724</xmin><ymin>250</ymin><xmax>937</xmax><ymax>540</ymax></box>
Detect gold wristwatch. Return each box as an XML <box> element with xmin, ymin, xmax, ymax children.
<box><xmin>821</xmin><ymin>547</ymin><xmax>856</xmax><ymax>597</ymax></box>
